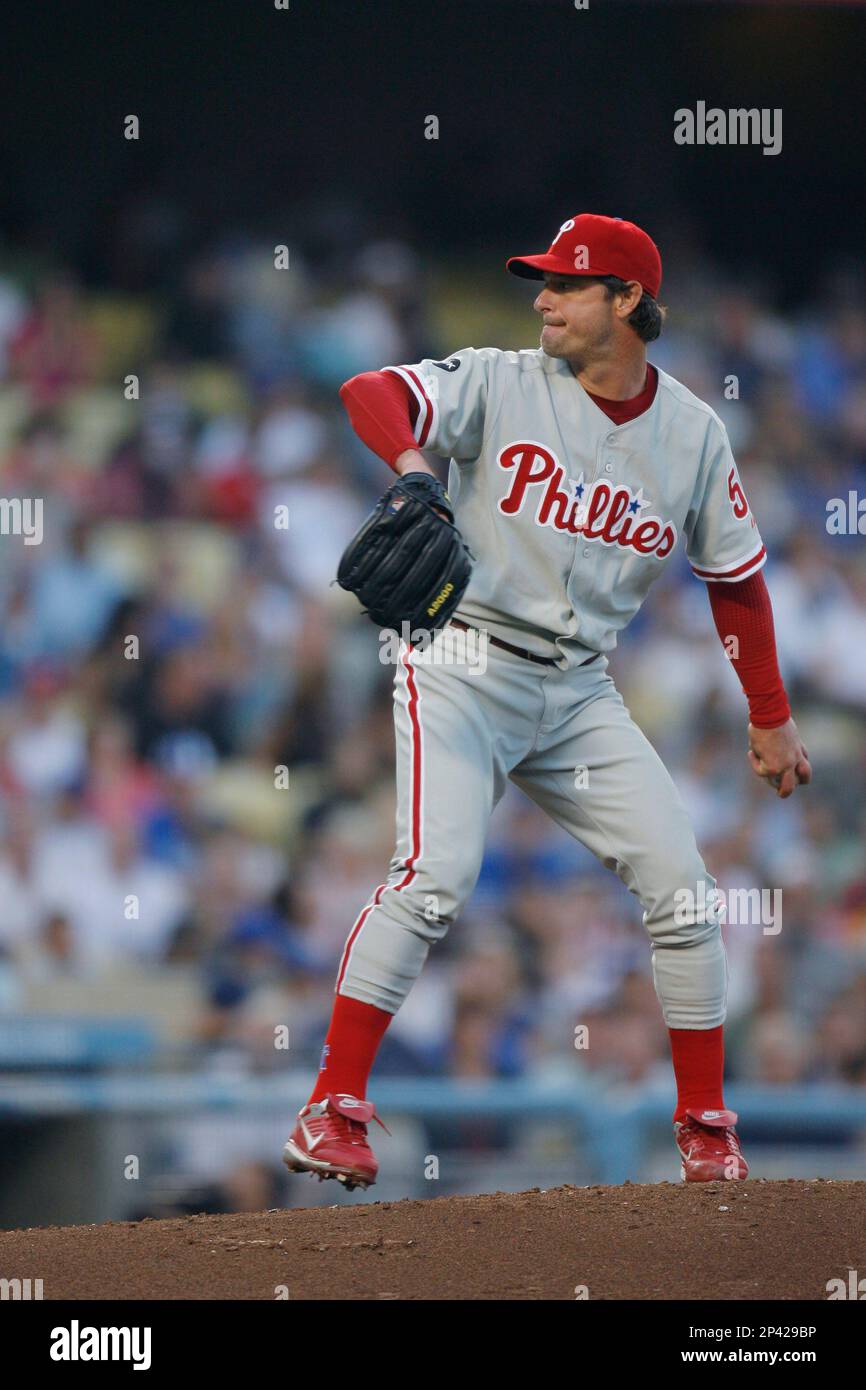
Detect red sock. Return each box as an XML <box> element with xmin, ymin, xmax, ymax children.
<box><xmin>667</xmin><ymin>1025</ymin><xmax>725</xmax><ymax>1124</ymax></box>
<box><xmin>307</xmin><ymin>994</ymin><xmax>393</xmax><ymax>1105</ymax></box>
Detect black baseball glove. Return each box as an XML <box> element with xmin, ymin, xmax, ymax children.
<box><xmin>337</xmin><ymin>472</ymin><xmax>473</xmax><ymax>633</ymax></box>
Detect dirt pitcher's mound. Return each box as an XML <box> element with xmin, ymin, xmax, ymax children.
<box><xmin>2</xmin><ymin>1179</ymin><xmax>864</xmax><ymax>1300</ymax></box>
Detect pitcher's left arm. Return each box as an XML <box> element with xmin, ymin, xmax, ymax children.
<box><xmin>685</xmin><ymin>416</ymin><xmax>811</xmax><ymax>798</ymax></box>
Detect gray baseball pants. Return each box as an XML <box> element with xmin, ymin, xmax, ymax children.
<box><xmin>335</xmin><ymin>625</ymin><xmax>726</xmax><ymax>1028</ymax></box>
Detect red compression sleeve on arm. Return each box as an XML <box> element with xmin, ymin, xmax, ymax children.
<box><xmin>339</xmin><ymin>370</ymin><xmax>420</xmax><ymax>469</ymax></box>
<box><xmin>706</xmin><ymin>571</ymin><xmax>791</xmax><ymax>728</ymax></box>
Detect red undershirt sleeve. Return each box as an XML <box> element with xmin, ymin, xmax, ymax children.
<box><xmin>339</xmin><ymin>370</ymin><xmax>420</xmax><ymax>469</ymax></box>
<box><xmin>706</xmin><ymin>571</ymin><xmax>791</xmax><ymax>729</ymax></box>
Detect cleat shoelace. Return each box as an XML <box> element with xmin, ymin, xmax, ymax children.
<box><xmin>680</xmin><ymin>1120</ymin><xmax>743</xmax><ymax>1159</ymax></box>
<box><xmin>306</xmin><ymin>1104</ymin><xmax>389</xmax><ymax>1148</ymax></box>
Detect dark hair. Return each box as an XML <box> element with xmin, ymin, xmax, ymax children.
<box><xmin>597</xmin><ymin>275</ymin><xmax>666</xmax><ymax>342</ymax></box>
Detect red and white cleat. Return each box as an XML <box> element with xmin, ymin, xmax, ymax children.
<box><xmin>675</xmin><ymin>1108</ymin><xmax>749</xmax><ymax>1182</ymax></box>
<box><xmin>282</xmin><ymin>1093</ymin><xmax>386</xmax><ymax>1191</ymax></box>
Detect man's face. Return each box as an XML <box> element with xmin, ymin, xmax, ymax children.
<box><xmin>534</xmin><ymin>273</ymin><xmax>625</xmax><ymax>364</ymax></box>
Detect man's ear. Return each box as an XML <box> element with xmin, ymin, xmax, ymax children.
<box><xmin>615</xmin><ymin>282</ymin><xmax>642</xmax><ymax>318</ymax></box>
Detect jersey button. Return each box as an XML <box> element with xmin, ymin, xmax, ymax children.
<box><xmin>582</xmin><ymin>547</ymin><xmax>590</xmax><ymax>557</ymax></box>
<box><xmin>604</xmin><ymin>463</ymin><xmax>613</xmax><ymax>473</ymax></box>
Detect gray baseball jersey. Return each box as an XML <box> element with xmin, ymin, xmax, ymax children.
<box><xmin>385</xmin><ymin>348</ymin><xmax>765</xmax><ymax>664</ymax></box>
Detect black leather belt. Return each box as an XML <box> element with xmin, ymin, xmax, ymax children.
<box><xmin>449</xmin><ymin>619</ymin><xmax>600</xmax><ymax>669</ymax></box>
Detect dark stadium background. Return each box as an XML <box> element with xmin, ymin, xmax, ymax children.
<box><xmin>2</xmin><ymin>1</ymin><xmax>863</xmax><ymax>293</ymax></box>
<box><xmin>0</xmin><ymin>0</ymin><xmax>865</xmax><ymax>1226</ymax></box>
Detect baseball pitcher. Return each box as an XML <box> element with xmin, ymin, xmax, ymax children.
<box><xmin>283</xmin><ymin>213</ymin><xmax>811</xmax><ymax>1189</ymax></box>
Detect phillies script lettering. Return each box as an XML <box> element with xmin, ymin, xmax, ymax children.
<box><xmin>497</xmin><ymin>442</ymin><xmax>677</xmax><ymax>558</ymax></box>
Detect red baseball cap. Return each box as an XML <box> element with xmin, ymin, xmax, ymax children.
<box><xmin>506</xmin><ymin>213</ymin><xmax>662</xmax><ymax>299</ymax></box>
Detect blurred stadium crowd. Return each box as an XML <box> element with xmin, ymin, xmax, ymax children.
<box><xmin>1</xmin><ymin>225</ymin><xmax>866</xmax><ymax>1207</ymax></box>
